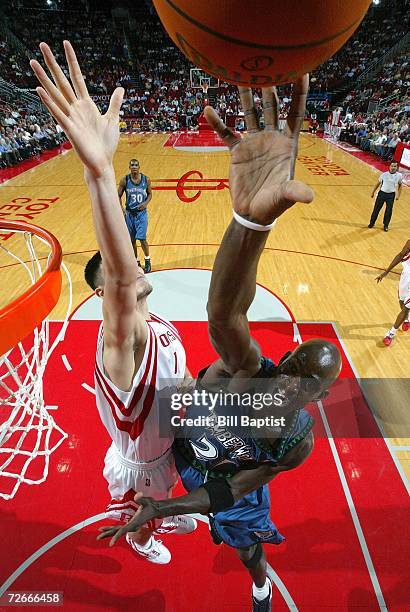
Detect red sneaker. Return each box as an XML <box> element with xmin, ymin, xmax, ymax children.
<box><xmin>383</xmin><ymin>335</ymin><xmax>393</xmax><ymax>346</ymax></box>
<box><xmin>402</xmin><ymin>321</ymin><xmax>410</xmax><ymax>332</ymax></box>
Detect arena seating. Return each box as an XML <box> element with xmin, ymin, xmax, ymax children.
<box><xmin>0</xmin><ymin>0</ymin><xmax>408</xmax><ymax>167</ymax></box>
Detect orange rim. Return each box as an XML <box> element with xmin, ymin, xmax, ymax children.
<box><xmin>0</xmin><ymin>221</ymin><xmax>62</xmax><ymax>355</ymax></box>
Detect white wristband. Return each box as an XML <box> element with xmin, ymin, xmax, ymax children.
<box><xmin>232</xmin><ymin>210</ymin><xmax>277</xmax><ymax>232</ymax></box>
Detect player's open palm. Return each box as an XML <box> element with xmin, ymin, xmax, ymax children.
<box><xmin>30</xmin><ymin>41</ymin><xmax>123</xmax><ymax>178</ymax></box>
<box><xmin>205</xmin><ymin>76</ymin><xmax>314</xmax><ymax>225</ymax></box>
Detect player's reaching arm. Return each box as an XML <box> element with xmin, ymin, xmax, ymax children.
<box><xmin>376</xmin><ymin>239</ymin><xmax>410</xmax><ymax>282</ymax></box>
<box><xmin>203</xmin><ymin>78</ymin><xmax>314</xmax><ymax>381</ymax></box>
<box><xmin>31</xmin><ymin>41</ymin><xmax>147</xmax><ymax>390</ymax></box>
<box><xmin>97</xmin><ymin>431</ymin><xmax>313</xmax><ymax>546</ymax></box>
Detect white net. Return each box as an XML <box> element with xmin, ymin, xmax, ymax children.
<box><xmin>0</xmin><ymin>229</ymin><xmax>72</xmax><ymax>500</ymax></box>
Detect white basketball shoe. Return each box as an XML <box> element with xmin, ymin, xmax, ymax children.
<box><xmin>126</xmin><ymin>534</ymin><xmax>171</xmax><ymax>564</ymax></box>
<box><xmin>155</xmin><ymin>515</ymin><xmax>198</xmax><ymax>535</ymax></box>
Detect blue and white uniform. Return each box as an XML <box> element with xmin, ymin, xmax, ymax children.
<box><xmin>173</xmin><ymin>357</ymin><xmax>314</xmax><ymax>549</ymax></box>
<box><xmin>124</xmin><ymin>173</ymin><xmax>149</xmax><ymax>241</ymax></box>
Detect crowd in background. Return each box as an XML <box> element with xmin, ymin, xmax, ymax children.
<box><xmin>338</xmin><ymin>108</ymin><xmax>409</xmax><ymax>162</ymax></box>
<box><xmin>0</xmin><ymin>102</ymin><xmax>66</xmax><ymax>168</ymax></box>
<box><xmin>0</xmin><ymin>0</ymin><xmax>408</xmax><ymax>167</ymax></box>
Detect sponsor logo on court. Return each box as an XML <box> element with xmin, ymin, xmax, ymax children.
<box><xmin>152</xmin><ymin>170</ymin><xmax>229</xmax><ymax>203</ymax></box>
<box><xmin>0</xmin><ymin>197</ymin><xmax>60</xmax><ymax>241</ymax></box>
<box><xmin>298</xmin><ymin>155</ymin><xmax>349</xmax><ymax>176</ymax></box>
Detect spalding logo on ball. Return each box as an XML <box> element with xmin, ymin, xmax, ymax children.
<box><xmin>152</xmin><ymin>0</ymin><xmax>371</xmax><ymax>86</ymax></box>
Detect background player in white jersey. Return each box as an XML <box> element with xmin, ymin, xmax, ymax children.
<box><xmin>118</xmin><ymin>159</ymin><xmax>152</xmax><ymax>273</ymax></box>
<box><xmin>376</xmin><ymin>239</ymin><xmax>410</xmax><ymax>346</ymax></box>
<box><xmin>30</xmin><ymin>41</ymin><xmax>196</xmax><ymax>565</ymax></box>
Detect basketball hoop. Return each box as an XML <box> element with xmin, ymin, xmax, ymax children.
<box><xmin>0</xmin><ymin>221</ymin><xmax>72</xmax><ymax>499</ymax></box>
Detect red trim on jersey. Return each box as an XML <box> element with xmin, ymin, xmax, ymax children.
<box><xmin>95</xmin><ymin>326</ymin><xmax>154</xmax><ymax>418</ymax></box>
<box><xmin>149</xmin><ymin>313</ymin><xmax>181</xmax><ymax>342</ymax></box>
<box><xmin>404</xmin><ymin>297</ymin><xmax>410</xmax><ymax>306</ymax></box>
<box><xmin>402</xmin><ymin>252</ymin><xmax>410</xmax><ymax>262</ymax></box>
<box><xmin>94</xmin><ymin>327</ymin><xmax>158</xmax><ymax>440</ymax></box>
<box><xmin>131</xmin><ymin>330</ymin><xmax>158</xmax><ymax>439</ymax></box>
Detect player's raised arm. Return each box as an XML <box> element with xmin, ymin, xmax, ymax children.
<box><xmin>203</xmin><ymin>77</ymin><xmax>314</xmax><ymax>378</ymax></box>
<box><xmin>31</xmin><ymin>41</ymin><xmax>147</xmax><ymax>389</ymax></box>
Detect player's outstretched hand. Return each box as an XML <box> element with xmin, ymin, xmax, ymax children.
<box><xmin>376</xmin><ymin>271</ymin><xmax>387</xmax><ymax>283</ymax></box>
<box><xmin>204</xmin><ymin>75</ymin><xmax>314</xmax><ymax>225</ymax></box>
<box><xmin>97</xmin><ymin>494</ymin><xmax>161</xmax><ymax>546</ymax></box>
<box><xmin>30</xmin><ymin>41</ymin><xmax>124</xmax><ymax>179</ymax></box>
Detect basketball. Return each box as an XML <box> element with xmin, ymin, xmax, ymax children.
<box><xmin>152</xmin><ymin>0</ymin><xmax>372</xmax><ymax>86</ymax></box>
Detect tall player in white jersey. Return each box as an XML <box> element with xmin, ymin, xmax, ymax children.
<box><xmin>376</xmin><ymin>239</ymin><xmax>410</xmax><ymax>346</ymax></box>
<box><xmin>30</xmin><ymin>41</ymin><xmax>196</xmax><ymax>564</ymax></box>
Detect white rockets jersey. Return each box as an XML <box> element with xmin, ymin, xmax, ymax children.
<box><xmin>401</xmin><ymin>250</ymin><xmax>410</xmax><ymax>276</ymax></box>
<box><xmin>94</xmin><ymin>312</ymin><xmax>186</xmax><ymax>463</ymax></box>
<box><xmin>399</xmin><ymin>251</ymin><xmax>410</xmax><ymax>305</ymax></box>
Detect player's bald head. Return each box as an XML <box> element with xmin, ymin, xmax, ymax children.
<box><xmin>292</xmin><ymin>339</ymin><xmax>342</xmax><ymax>386</ymax></box>
<box><xmin>275</xmin><ymin>340</ymin><xmax>342</xmax><ymax>409</ymax></box>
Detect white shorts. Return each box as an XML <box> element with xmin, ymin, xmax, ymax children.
<box><xmin>399</xmin><ymin>273</ymin><xmax>410</xmax><ymax>307</ymax></box>
<box><xmin>103</xmin><ymin>443</ymin><xmax>178</xmax><ymax>523</ymax></box>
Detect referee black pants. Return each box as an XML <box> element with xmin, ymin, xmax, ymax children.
<box><xmin>369</xmin><ymin>191</ymin><xmax>395</xmax><ymax>228</ymax></box>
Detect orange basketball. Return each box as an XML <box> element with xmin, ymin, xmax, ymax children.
<box><xmin>152</xmin><ymin>0</ymin><xmax>371</xmax><ymax>86</ymax></box>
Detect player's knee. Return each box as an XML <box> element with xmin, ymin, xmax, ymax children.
<box><xmin>237</xmin><ymin>543</ymin><xmax>263</xmax><ymax>568</ymax></box>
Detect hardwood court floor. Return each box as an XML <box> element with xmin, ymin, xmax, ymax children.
<box><xmin>1</xmin><ymin>131</ymin><xmax>409</xmax><ymax>470</ymax></box>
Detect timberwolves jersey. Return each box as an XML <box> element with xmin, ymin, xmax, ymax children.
<box><xmin>174</xmin><ymin>357</ymin><xmax>314</xmax><ymax>479</ymax></box>
<box><xmin>125</xmin><ymin>173</ymin><xmax>148</xmax><ymax>213</ymax></box>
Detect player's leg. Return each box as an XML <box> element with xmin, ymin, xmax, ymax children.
<box><xmin>237</xmin><ymin>545</ymin><xmax>272</xmax><ymax>611</ymax></box>
<box><xmin>382</xmin><ymin>194</ymin><xmax>394</xmax><ymax>231</ymax></box>
<box><xmin>383</xmin><ymin>300</ymin><xmax>410</xmax><ymax>346</ymax></box>
<box><xmin>103</xmin><ymin>445</ymin><xmax>171</xmax><ymax>564</ymax></box>
<box><xmin>402</xmin><ymin>297</ymin><xmax>410</xmax><ymax>331</ymax></box>
<box><xmin>140</xmin><ymin>239</ymin><xmax>151</xmax><ymax>273</ymax></box>
<box><xmin>369</xmin><ymin>192</ymin><xmax>384</xmax><ymax>227</ymax></box>
<box><xmin>136</xmin><ymin>211</ymin><xmax>151</xmax><ymax>272</ymax></box>
<box><xmin>124</xmin><ymin>211</ymin><xmax>139</xmax><ymax>260</ymax></box>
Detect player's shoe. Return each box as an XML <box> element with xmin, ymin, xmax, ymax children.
<box><xmin>402</xmin><ymin>321</ymin><xmax>410</xmax><ymax>332</ymax></box>
<box><xmin>383</xmin><ymin>334</ymin><xmax>394</xmax><ymax>346</ymax></box>
<box><xmin>126</xmin><ymin>534</ymin><xmax>171</xmax><ymax>564</ymax></box>
<box><xmin>155</xmin><ymin>515</ymin><xmax>197</xmax><ymax>535</ymax></box>
<box><xmin>252</xmin><ymin>579</ymin><xmax>272</xmax><ymax>612</ymax></box>
<box><xmin>144</xmin><ymin>259</ymin><xmax>152</xmax><ymax>273</ymax></box>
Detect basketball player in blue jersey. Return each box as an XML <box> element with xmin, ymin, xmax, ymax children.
<box><xmin>99</xmin><ymin>79</ymin><xmax>342</xmax><ymax>611</ymax></box>
<box><xmin>118</xmin><ymin>159</ymin><xmax>152</xmax><ymax>273</ymax></box>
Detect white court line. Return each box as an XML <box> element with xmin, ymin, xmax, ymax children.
<box><xmin>391</xmin><ymin>445</ymin><xmax>410</xmax><ymax>452</ymax></box>
<box><xmin>317</xmin><ymin>401</ymin><xmax>387</xmax><ymax>611</ymax></box>
<box><xmin>81</xmin><ymin>382</ymin><xmax>96</xmax><ymax>396</ymax></box>
<box><xmin>0</xmin><ymin>512</ymin><xmax>298</xmax><ymax>610</ymax></box>
<box><xmin>293</xmin><ymin>322</ymin><xmax>387</xmax><ymax>610</ymax></box>
<box><xmin>0</xmin><ymin>513</ymin><xmax>106</xmax><ymax>597</ymax></box>
<box><xmin>292</xmin><ymin>323</ymin><xmax>302</xmax><ymax>344</ymax></box>
<box><xmin>61</xmin><ymin>354</ymin><xmax>72</xmax><ymax>372</ymax></box>
<box><xmin>330</xmin><ymin>321</ymin><xmax>410</xmax><ymax>496</ymax></box>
